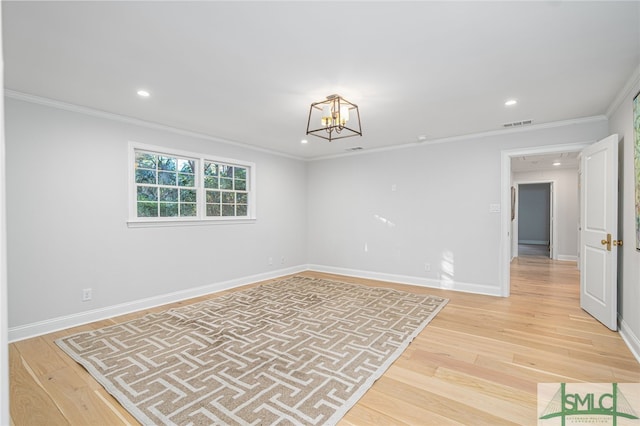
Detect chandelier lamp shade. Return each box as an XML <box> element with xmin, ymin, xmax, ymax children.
<box><xmin>306</xmin><ymin>94</ymin><xmax>362</xmax><ymax>142</ymax></box>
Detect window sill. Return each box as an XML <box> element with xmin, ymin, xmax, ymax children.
<box><xmin>127</xmin><ymin>218</ymin><xmax>256</xmax><ymax>228</ymax></box>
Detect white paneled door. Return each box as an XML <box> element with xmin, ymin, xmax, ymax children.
<box><xmin>580</xmin><ymin>134</ymin><xmax>619</xmax><ymax>331</ymax></box>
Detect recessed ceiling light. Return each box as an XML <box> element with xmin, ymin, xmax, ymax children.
<box><xmin>301</xmin><ymin>139</ymin><xmax>308</xmax><ymax>144</ymax></box>
<box><xmin>505</xmin><ymin>99</ymin><xmax>517</xmax><ymax>106</ymax></box>
<box><xmin>553</xmin><ymin>161</ymin><xmax>561</xmax><ymax>166</ymax></box>
<box><xmin>137</xmin><ymin>90</ymin><xmax>150</xmax><ymax>98</ymax></box>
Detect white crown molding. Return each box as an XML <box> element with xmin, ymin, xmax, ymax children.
<box><xmin>4</xmin><ymin>90</ymin><xmax>305</xmax><ymax>162</ymax></box>
<box><xmin>5</xmin><ymin>89</ymin><xmax>612</xmax><ymax>164</ymax></box>
<box><xmin>606</xmin><ymin>63</ymin><xmax>640</xmax><ymax>118</ymax></box>
<box><xmin>309</xmin><ymin>115</ymin><xmax>608</xmax><ymax>162</ymax></box>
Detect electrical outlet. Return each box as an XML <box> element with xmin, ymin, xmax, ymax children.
<box><xmin>268</xmin><ymin>257</ymin><xmax>273</xmax><ymax>265</ymax></box>
<box><xmin>82</xmin><ymin>288</ymin><xmax>92</xmax><ymax>302</ymax></box>
<box><xmin>281</xmin><ymin>257</ymin><xmax>285</xmax><ymax>264</ymax></box>
<box><xmin>424</xmin><ymin>263</ymin><xmax>431</xmax><ymax>272</ymax></box>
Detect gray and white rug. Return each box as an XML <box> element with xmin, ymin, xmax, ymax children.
<box><xmin>56</xmin><ymin>275</ymin><xmax>448</xmax><ymax>425</ymax></box>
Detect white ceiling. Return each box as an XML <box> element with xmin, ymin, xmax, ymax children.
<box><xmin>3</xmin><ymin>1</ymin><xmax>639</xmax><ymax>160</ymax></box>
<box><xmin>511</xmin><ymin>151</ymin><xmax>579</xmax><ymax>173</ymax></box>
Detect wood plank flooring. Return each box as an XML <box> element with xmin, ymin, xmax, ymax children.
<box><xmin>10</xmin><ymin>257</ymin><xmax>640</xmax><ymax>425</ymax></box>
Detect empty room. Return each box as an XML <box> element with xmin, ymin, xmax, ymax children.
<box><xmin>1</xmin><ymin>1</ymin><xmax>640</xmax><ymax>425</ymax></box>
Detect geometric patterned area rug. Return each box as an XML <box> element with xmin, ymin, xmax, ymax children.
<box><xmin>56</xmin><ymin>275</ymin><xmax>448</xmax><ymax>425</ymax></box>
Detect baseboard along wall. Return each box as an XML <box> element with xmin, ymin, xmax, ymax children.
<box><xmin>8</xmin><ymin>264</ymin><xmax>501</xmax><ymax>342</ymax></box>
<box><xmin>10</xmin><ymin>265</ymin><xmax>640</xmax><ymax>367</ymax></box>
<box><xmin>619</xmin><ymin>316</ymin><xmax>640</xmax><ymax>364</ymax></box>
<box><xmin>8</xmin><ymin>265</ymin><xmax>307</xmax><ymax>343</ymax></box>
<box><xmin>307</xmin><ymin>264</ymin><xmax>503</xmax><ymax>297</ymax></box>
<box><xmin>556</xmin><ymin>255</ymin><xmax>578</xmax><ymax>262</ymax></box>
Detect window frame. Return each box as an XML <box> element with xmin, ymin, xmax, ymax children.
<box><xmin>128</xmin><ymin>142</ymin><xmax>256</xmax><ymax>227</ymax></box>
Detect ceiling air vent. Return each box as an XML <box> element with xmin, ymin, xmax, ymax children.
<box><xmin>346</xmin><ymin>147</ymin><xmax>364</xmax><ymax>152</ymax></box>
<box><xmin>503</xmin><ymin>119</ymin><xmax>534</xmax><ymax>128</ymax></box>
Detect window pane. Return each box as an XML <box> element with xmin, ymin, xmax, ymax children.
<box><xmin>136</xmin><ymin>152</ymin><xmax>156</xmax><ymax>169</ymax></box>
<box><xmin>178</xmin><ymin>173</ymin><xmax>195</xmax><ymax>187</ymax></box>
<box><xmin>158</xmin><ymin>171</ymin><xmax>177</xmax><ymax>186</ymax></box>
<box><xmin>204</xmin><ymin>163</ymin><xmax>218</xmax><ymax>177</ymax></box>
<box><xmin>237</xmin><ymin>193</ymin><xmax>248</xmax><ymax>204</ymax></box>
<box><xmin>178</xmin><ymin>159</ymin><xmax>195</xmax><ymax>174</ymax></box>
<box><xmin>135</xmin><ymin>169</ymin><xmax>156</xmax><ymax>184</ymax></box>
<box><xmin>234</xmin><ymin>167</ymin><xmax>246</xmax><ymax>180</ymax></box>
<box><xmin>235</xmin><ymin>179</ymin><xmax>246</xmax><ymax>191</ymax></box>
<box><xmin>180</xmin><ymin>189</ymin><xmax>196</xmax><ymax>202</ymax></box>
<box><xmin>137</xmin><ymin>186</ymin><xmax>157</xmax><ymax>201</ymax></box>
<box><xmin>204</xmin><ymin>176</ymin><xmax>218</xmax><ymax>189</ymax></box>
<box><xmin>181</xmin><ymin>203</ymin><xmax>197</xmax><ymax>216</ymax></box>
<box><xmin>220</xmin><ymin>178</ymin><xmax>233</xmax><ymax>190</ymax></box>
<box><xmin>160</xmin><ymin>203</ymin><xmax>179</xmax><ymax>217</ymax></box>
<box><xmin>158</xmin><ymin>156</ymin><xmax>176</xmax><ymax>171</ymax></box>
<box><xmin>160</xmin><ymin>188</ymin><xmax>178</xmax><ymax>202</ymax></box>
<box><xmin>137</xmin><ymin>202</ymin><xmax>158</xmax><ymax>217</ymax></box>
<box><xmin>220</xmin><ymin>165</ymin><xmax>233</xmax><ymax>178</ymax></box>
<box><xmin>236</xmin><ymin>204</ymin><xmax>248</xmax><ymax>216</ymax></box>
<box><xmin>222</xmin><ymin>192</ymin><xmax>235</xmax><ymax>203</ymax></box>
<box><xmin>206</xmin><ymin>204</ymin><xmax>221</xmax><ymax>216</ymax></box>
<box><xmin>221</xmin><ymin>204</ymin><xmax>235</xmax><ymax>216</ymax></box>
<box><xmin>206</xmin><ymin>190</ymin><xmax>221</xmax><ymax>203</ymax></box>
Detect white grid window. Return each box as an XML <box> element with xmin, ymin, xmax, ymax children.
<box><xmin>129</xmin><ymin>143</ymin><xmax>255</xmax><ymax>226</ymax></box>
<box><xmin>135</xmin><ymin>152</ymin><xmax>198</xmax><ymax>218</ymax></box>
<box><xmin>203</xmin><ymin>162</ymin><xmax>249</xmax><ymax>217</ymax></box>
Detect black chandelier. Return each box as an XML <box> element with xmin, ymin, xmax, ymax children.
<box><xmin>306</xmin><ymin>94</ymin><xmax>362</xmax><ymax>142</ymax></box>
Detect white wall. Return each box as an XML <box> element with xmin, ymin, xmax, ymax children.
<box><xmin>514</xmin><ymin>168</ymin><xmax>579</xmax><ymax>260</ymax></box>
<box><xmin>5</xmin><ymin>97</ymin><xmax>308</xmax><ymax>339</ymax></box>
<box><xmin>0</xmin><ymin>6</ymin><xmax>10</xmax><ymax>423</ymax></box>
<box><xmin>307</xmin><ymin>119</ymin><xmax>608</xmax><ymax>296</ymax></box>
<box><xmin>608</xmin><ymin>65</ymin><xmax>640</xmax><ymax>359</ymax></box>
<box><xmin>1</xmin><ymin>94</ymin><xmax>617</xmax><ymax>342</ymax></box>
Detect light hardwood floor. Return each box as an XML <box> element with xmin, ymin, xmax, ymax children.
<box><xmin>10</xmin><ymin>257</ymin><xmax>640</xmax><ymax>425</ymax></box>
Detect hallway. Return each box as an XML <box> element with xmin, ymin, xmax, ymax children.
<box><xmin>518</xmin><ymin>243</ymin><xmax>550</xmax><ymax>258</ymax></box>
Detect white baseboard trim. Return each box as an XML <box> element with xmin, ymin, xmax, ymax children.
<box><xmin>307</xmin><ymin>264</ymin><xmax>502</xmax><ymax>297</ymax></box>
<box><xmin>557</xmin><ymin>255</ymin><xmax>578</xmax><ymax>262</ymax></box>
<box><xmin>519</xmin><ymin>240</ymin><xmax>549</xmax><ymax>245</ymax></box>
<box><xmin>619</xmin><ymin>316</ymin><xmax>640</xmax><ymax>364</ymax></box>
<box><xmin>8</xmin><ymin>265</ymin><xmax>307</xmax><ymax>343</ymax></box>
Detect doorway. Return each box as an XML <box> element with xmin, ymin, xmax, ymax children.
<box><xmin>500</xmin><ymin>143</ymin><xmax>588</xmax><ymax>297</ymax></box>
<box><xmin>517</xmin><ymin>182</ymin><xmax>552</xmax><ymax>259</ymax></box>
